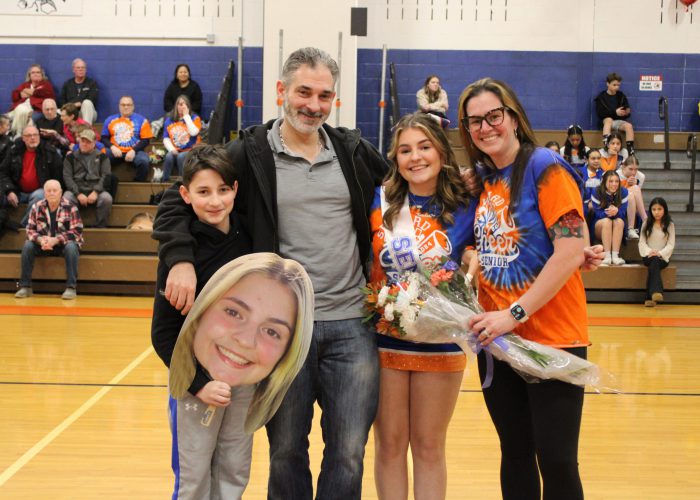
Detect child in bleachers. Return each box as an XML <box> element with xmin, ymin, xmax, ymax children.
<box><xmin>126</xmin><ymin>212</ymin><xmax>154</xmax><ymax>231</ymax></box>
<box><xmin>594</xmin><ymin>72</ymin><xmax>636</xmax><ymax>155</ymax></box>
<box><xmin>545</xmin><ymin>140</ymin><xmax>560</xmax><ymax>152</ymax></box>
<box><xmin>638</xmin><ymin>197</ymin><xmax>675</xmax><ymax>307</ymax></box>
<box><xmin>60</xmin><ymin>103</ymin><xmax>89</xmax><ymax>149</ymax></box>
<box><xmin>599</xmin><ymin>132</ymin><xmax>628</xmax><ymax>171</ymax></box>
<box><xmin>616</xmin><ymin>155</ymin><xmax>647</xmax><ymax>239</ymax></box>
<box><xmin>580</xmin><ymin>149</ymin><xmax>603</xmax><ymax>217</ymax></box>
<box><xmin>560</xmin><ymin>124</ymin><xmax>590</xmax><ymax>166</ymax></box>
<box><xmin>591</xmin><ymin>170</ymin><xmax>629</xmax><ymax>265</ymax></box>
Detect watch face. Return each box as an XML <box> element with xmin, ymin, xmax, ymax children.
<box><xmin>511</xmin><ymin>304</ymin><xmax>526</xmax><ymax>321</ymax></box>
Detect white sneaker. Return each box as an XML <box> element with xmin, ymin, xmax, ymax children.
<box><xmin>612</xmin><ymin>255</ymin><xmax>626</xmax><ymax>266</ymax></box>
<box><xmin>627</xmin><ymin>228</ymin><xmax>639</xmax><ymax>239</ymax></box>
<box><xmin>601</xmin><ymin>255</ymin><xmax>612</xmax><ymax>266</ymax></box>
<box><xmin>151</xmin><ymin>167</ymin><xmax>164</xmax><ymax>183</ymax></box>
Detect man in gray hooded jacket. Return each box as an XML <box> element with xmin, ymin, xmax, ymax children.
<box><xmin>63</xmin><ymin>128</ymin><xmax>112</xmax><ymax>227</ymax></box>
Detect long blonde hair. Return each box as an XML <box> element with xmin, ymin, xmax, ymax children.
<box><xmin>169</xmin><ymin>253</ymin><xmax>315</xmax><ymax>433</ymax></box>
<box><xmin>383</xmin><ymin>112</ymin><xmax>469</xmax><ymax>229</ymax></box>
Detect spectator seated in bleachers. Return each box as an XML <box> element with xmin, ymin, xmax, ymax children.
<box><xmin>616</xmin><ymin>155</ymin><xmax>647</xmax><ymax>239</ymax></box>
<box><xmin>560</xmin><ymin>124</ymin><xmax>590</xmax><ymax>167</ymax></box>
<box><xmin>639</xmin><ymin>197</ymin><xmax>675</xmax><ymax>307</ymax></box>
<box><xmin>161</xmin><ymin>95</ymin><xmax>202</xmax><ymax>182</ymax></box>
<box><xmin>126</xmin><ymin>212</ymin><xmax>154</xmax><ymax>231</ymax></box>
<box><xmin>599</xmin><ymin>131</ymin><xmax>628</xmax><ymax>172</ymax></box>
<box><xmin>59</xmin><ymin>58</ymin><xmax>99</xmax><ymax>125</ymax></box>
<box><xmin>0</xmin><ymin>116</ymin><xmax>11</xmax><ymax>165</ymax></box>
<box><xmin>594</xmin><ymin>72</ymin><xmax>635</xmax><ymax>155</ymax></box>
<box><xmin>15</xmin><ymin>179</ymin><xmax>83</xmax><ymax>300</ymax></box>
<box><xmin>101</xmin><ymin>96</ymin><xmax>153</xmax><ymax>182</ymax></box>
<box><xmin>580</xmin><ymin>149</ymin><xmax>603</xmax><ymax>217</ymax></box>
<box><xmin>63</xmin><ymin>128</ymin><xmax>113</xmax><ymax>228</ymax></box>
<box><xmin>0</xmin><ymin>125</ymin><xmax>62</xmax><ymax>226</ymax></box>
<box><xmin>591</xmin><ymin>170</ymin><xmax>629</xmax><ymax>266</ymax></box>
<box><xmin>7</xmin><ymin>64</ymin><xmax>56</xmax><ymax>139</ymax></box>
<box><xmin>164</xmin><ymin>64</ymin><xmax>203</xmax><ymax>116</ymax></box>
<box><xmin>60</xmin><ymin>103</ymin><xmax>89</xmax><ymax>150</ymax></box>
<box><xmin>545</xmin><ymin>140</ymin><xmax>560</xmax><ymax>152</ymax></box>
<box><xmin>416</xmin><ymin>74</ymin><xmax>450</xmax><ymax>128</ymax></box>
<box><xmin>36</xmin><ymin>99</ymin><xmax>68</xmax><ymax>153</ymax></box>
<box><xmin>70</xmin><ymin>123</ymin><xmax>106</xmax><ymax>154</ymax></box>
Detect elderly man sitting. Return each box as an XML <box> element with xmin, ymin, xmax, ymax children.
<box><xmin>15</xmin><ymin>179</ymin><xmax>83</xmax><ymax>300</ymax></box>
<box><xmin>63</xmin><ymin>128</ymin><xmax>112</xmax><ymax>228</ymax></box>
<box><xmin>101</xmin><ymin>96</ymin><xmax>152</xmax><ymax>182</ymax></box>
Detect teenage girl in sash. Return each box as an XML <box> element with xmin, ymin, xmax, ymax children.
<box><xmin>369</xmin><ymin>112</ymin><xmax>478</xmax><ymax>500</ymax></box>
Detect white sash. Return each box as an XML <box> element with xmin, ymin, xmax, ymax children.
<box><xmin>379</xmin><ymin>187</ymin><xmax>423</xmax><ymax>280</ymax></box>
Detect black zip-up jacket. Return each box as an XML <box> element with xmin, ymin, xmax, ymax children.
<box><xmin>0</xmin><ymin>138</ymin><xmax>63</xmax><ymax>196</ymax></box>
<box><xmin>594</xmin><ymin>90</ymin><xmax>631</xmax><ymax>124</ymax></box>
<box><xmin>152</xmin><ymin>120</ymin><xmax>389</xmax><ymax>274</ymax></box>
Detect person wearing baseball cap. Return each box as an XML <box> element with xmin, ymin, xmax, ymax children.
<box><xmin>63</xmin><ymin>126</ymin><xmax>113</xmax><ymax>227</ymax></box>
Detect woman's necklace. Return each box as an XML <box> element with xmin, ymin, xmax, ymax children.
<box><xmin>408</xmin><ymin>192</ymin><xmax>443</xmax><ymax>218</ymax></box>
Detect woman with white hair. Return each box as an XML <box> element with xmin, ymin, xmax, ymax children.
<box><xmin>8</xmin><ymin>64</ymin><xmax>56</xmax><ymax>138</ymax></box>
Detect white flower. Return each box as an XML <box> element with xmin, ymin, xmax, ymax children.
<box><xmin>406</xmin><ymin>276</ymin><xmax>420</xmax><ymax>300</ymax></box>
<box><xmin>377</xmin><ymin>286</ymin><xmax>390</xmax><ymax>307</ymax></box>
<box><xmin>394</xmin><ymin>291</ymin><xmax>411</xmax><ymax>314</ymax></box>
<box><xmin>383</xmin><ymin>302</ymin><xmax>394</xmax><ymax>321</ymax></box>
<box><xmin>399</xmin><ymin>305</ymin><xmax>418</xmax><ymax>331</ymax></box>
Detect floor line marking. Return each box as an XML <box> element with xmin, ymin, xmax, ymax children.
<box><xmin>0</xmin><ymin>346</ymin><xmax>154</xmax><ymax>487</ymax></box>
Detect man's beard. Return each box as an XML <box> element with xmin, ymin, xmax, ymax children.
<box><xmin>283</xmin><ymin>97</ymin><xmax>328</xmax><ymax>135</ymax></box>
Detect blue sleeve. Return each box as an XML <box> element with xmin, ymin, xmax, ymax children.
<box><xmin>591</xmin><ymin>195</ymin><xmax>606</xmax><ymax>222</ymax></box>
<box><xmin>617</xmin><ymin>187</ymin><xmax>629</xmax><ymax>223</ymax></box>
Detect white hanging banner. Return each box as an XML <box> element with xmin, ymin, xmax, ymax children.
<box><xmin>1</xmin><ymin>0</ymin><xmax>83</xmax><ymax>16</ymax></box>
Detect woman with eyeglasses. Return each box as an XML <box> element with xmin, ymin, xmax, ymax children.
<box><xmin>457</xmin><ymin>78</ymin><xmax>589</xmax><ymax>500</ymax></box>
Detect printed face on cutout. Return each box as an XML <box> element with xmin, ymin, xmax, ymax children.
<box><xmin>192</xmin><ymin>273</ymin><xmax>296</xmax><ymax>387</ymax></box>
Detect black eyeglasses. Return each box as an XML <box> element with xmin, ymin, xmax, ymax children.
<box><xmin>462</xmin><ymin>106</ymin><xmax>509</xmax><ymax>132</ymax></box>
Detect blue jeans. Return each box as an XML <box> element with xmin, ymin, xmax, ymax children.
<box><xmin>106</xmin><ymin>149</ymin><xmax>150</xmax><ymax>182</ymax></box>
<box><xmin>162</xmin><ymin>151</ymin><xmax>187</xmax><ymax>181</ymax></box>
<box><xmin>265</xmin><ymin>318</ymin><xmax>379</xmax><ymax>500</ymax></box>
<box><xmin>20</xmin><ymin>240</ymin><xmax>80</xmax><ymax>288</ymax></box>
<box><xmin>15</xmin><ymin>188</ymin><xmax>45</xmax><ymax>226</ymax></box>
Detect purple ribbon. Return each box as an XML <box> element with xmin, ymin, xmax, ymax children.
<box><xmin>473</xmin><ymin>335</ymin><xmax>508</xmax><ymax>389</ymax></box>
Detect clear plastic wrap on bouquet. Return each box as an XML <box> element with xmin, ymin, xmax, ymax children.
<box><xmin>397</xmin><ymin>272</ymin><xmax>480</xmax><ymax>344</ymax></box>
<box><xmin>466</xmin><ymin>332</ymin><xmax>619</xmax><ymax>392</ymax></box>
<box><xmin>362</xmin><ymin>260</ymin><xmax>619</xmax><ymax>392</ymax></box>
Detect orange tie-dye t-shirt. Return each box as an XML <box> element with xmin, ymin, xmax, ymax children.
<box><xmin>475</xmin><ymin>148</ymin><xmax>589</xmax><ymax>348</ymax></box>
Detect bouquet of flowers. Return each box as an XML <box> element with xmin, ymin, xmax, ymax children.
<box><xmin>362</xmin><ymin>259</ymin><xmax>617</xmax><ymax>391</ymax></box>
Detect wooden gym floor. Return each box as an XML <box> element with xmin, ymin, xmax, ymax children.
<box><xmin>1</xmin><ymin>294</ymin><xmax>699</xmax><ymax>499</ymax></box>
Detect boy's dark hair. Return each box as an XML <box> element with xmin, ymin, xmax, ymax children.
<box><xmin>182</xmin><ymin>144</ymin><xmax>238</xmax><ymax>187</ymax></box>
<box><xmin>606</xmin><ymin>72</ymin><xmax>622</xmax><ymax>83</ymax></box>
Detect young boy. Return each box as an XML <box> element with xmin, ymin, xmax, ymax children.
<box><xmin>150</xmin><ymin>144</ymin><xmax>253</xmax><ymax>498</ymax></box>
<box><xmin>594</xmin><ymin>72</ymin><xmax>636</xmax><ymax>155</ymax></box>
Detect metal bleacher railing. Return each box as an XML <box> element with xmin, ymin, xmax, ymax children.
<box><xmin>658</xmin><ymin>96</ymin><xmax>671</xmax><ymax>170</ymax></box>
<box><xmin>686</xmin><ymin>132</ymin><xmax>697</xmax><ymax>213</ymax></box>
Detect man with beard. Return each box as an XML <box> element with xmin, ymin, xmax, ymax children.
<box><xmin>152</xmin><ymin>47</ymin><xmax>388</xmax><ymax>499</ymax></box>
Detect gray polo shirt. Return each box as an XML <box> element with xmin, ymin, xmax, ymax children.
<box><xmin>267</xmin><ymin>119</ymin><xmax>365</xmax><ymax>321</ymax></box>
